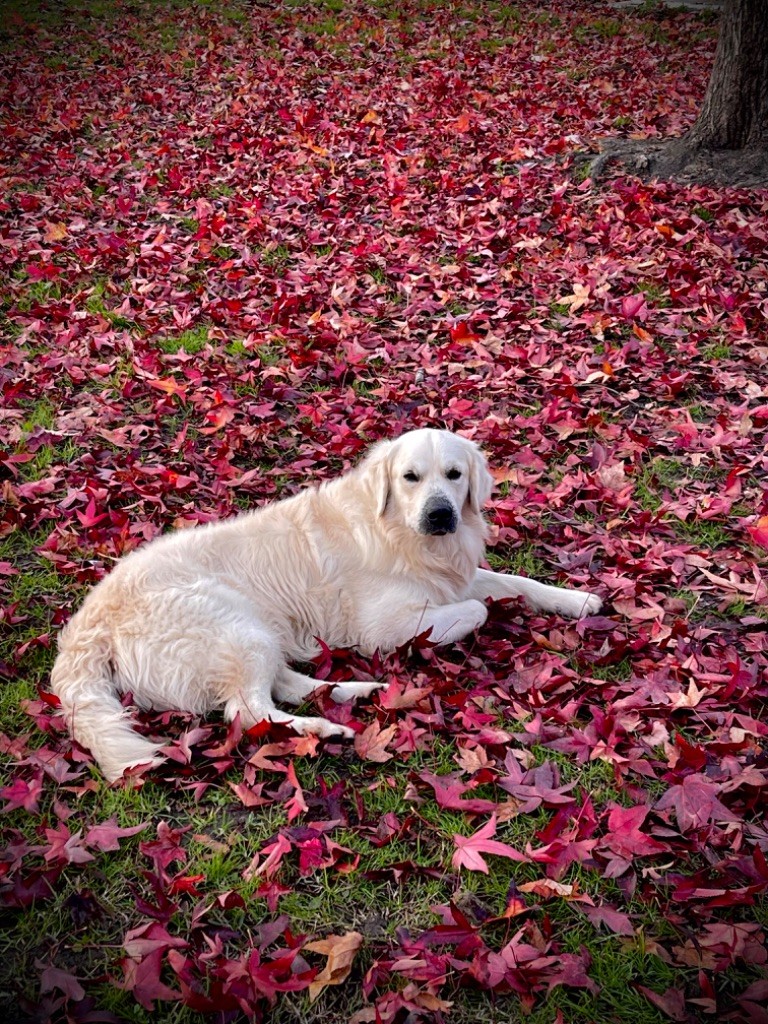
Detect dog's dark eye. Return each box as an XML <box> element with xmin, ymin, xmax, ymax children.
<box><xmin>446</xmin><ymin>469</ymin><xmax>462</xmax><ymax>480</ymax></box>
<box><xmin>403</xmin><ymin>471</ymin><xmax>420</xmax><ymax>482</ymax></box>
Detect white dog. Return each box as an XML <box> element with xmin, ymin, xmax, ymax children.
<box><xmin>50</xmin><ymin>428</ymin><xmax>601</xmax><ymax>782</ymax></box>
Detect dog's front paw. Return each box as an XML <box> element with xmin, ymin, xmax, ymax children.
<box><xmin>580</xmin><ymin>592</ymin><xmax>603</xmax><ymax>617</ymax></box>
<box><xmin>555</xmin><ymin>590</ymin><xmax>603</xmax><ymax>619</ymax></box>
<box><xmin>464</xmin><ymin>599</ymin><xmax>489</xmax><ymax>632</ymax></box>
<box><xmin>331</xmin><ymin>681</ymin><xmax>389</xmax><ymax>704</ymax></box>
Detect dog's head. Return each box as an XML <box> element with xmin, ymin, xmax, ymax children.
<box><xmin>361</xmin><ymin>428</ymin><xmax>493</xmax><ymax>536</ymax></box>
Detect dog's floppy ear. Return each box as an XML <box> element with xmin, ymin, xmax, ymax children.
<box><xmin>466</xmin><ymin>440</ymin><xmax>494</xmax><ymax>515</ymax></box>
<box><xmin>361</xmin><ymin>439</ymin><xmax>395</xmax><ymax>517</ymax></box>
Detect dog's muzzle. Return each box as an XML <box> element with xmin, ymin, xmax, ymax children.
<box><xmin>420</xmin><ymin>498</ymin><xmax>458</xmax><ymax>536</ymax></box>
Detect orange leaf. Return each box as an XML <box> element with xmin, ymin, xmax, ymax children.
<box><xmin>452</xmin><ymin>111</ymin><xmax>473</xmax><ymax>133</ymax></box>
<box><xmin>632</xmin><ymin>323</ymin><xmax>653</xmax><ymax>344</ymax></box>
<box><xmin>747</xmin><ymin>515</ymin><xmax>768</xmax><ymax>550</ymax></box>
<box><xmin>43</xmin><ymin>221</ymin><xmax>68</xmax><ymax>242</ymax></box>
<box><xmin>148</xmin><ymin>377</ymin><xmax>187</xmax><ymax>397</ymax></box>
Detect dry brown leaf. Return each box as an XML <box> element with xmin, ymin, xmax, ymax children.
<box><xmin>305</xmin><ymin>930</ymin><xmax>363</xmax><ymax>1002</ymax></box>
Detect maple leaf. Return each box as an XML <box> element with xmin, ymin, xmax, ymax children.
<box><xmin>581</xmin><ymin>904</ymin><xmax>635</xmax><ymax>936</ymax></box>
<box><xmin>667</xmin><ymin>680</ymin><xmax>706</xmax><ymax>709</ymax></box>
<box><xmin>637</xmin><ymin>985</ymin><xmax>687</xmax><ymax>1022</ymax></box>
<box><xmin>418</xmin><ymin>772</ymin><xmax>498</xmax><ymax>814</ymax></box>
<box><xmin>560</xmin><ymin>282</ymin><xmax>591</xmax><ymax>312</ymax></box>
<box><xmin>377</xmin><ymin>678</ymin><xmax>432</xmax><ymax>711</ymax></box>
<box><xmin>0</xmin><ymin>773</ymin><xmax>44</xmax><ymax>814</ymax></box>
<box><xmin>354</xmin><ymin>720</ymin><xmax>397</xmax><ymax>762</ymax></box>
<box><xmin>85</xmin><ymin>818</ymin><xmax>147</xmax><ymax>852</ymax></box>
<box><xmin>120</xmin><ymin>946</ymin><xmax>183</xmax><ymax>1011</ymax></box>
<box><xmin>42</xmin><ymin>221</ymin><xmax>68</xmax><ymax>243</ymax></box>
<box><xmin>245</xmin><ymin>833</ymin><xmax>293</xmax><ymax>880</ymax></box>
<box><xmin>167</xmin><ymin>873</ymin><xmax>204</xmax><ymax>897</ymax></box>
<box><xmin>599</xmin><ymin>805</ymin><xmax>669</xmax><ymax>861</ymax></box>
<box><xmin>140</xmin><ymin>822</ymin><xmax>190</xmax><ymax>869</ymax></box>
<box><xmin>620</xmin><ymin>294</ymin><xmax>648</xmax><ymax>320</ymax></box>
<box><xmin>305</xmin><ymin>931</ymin><xmax>363</xmax><ymax>1002</ymax></box>
<box><xmin>498</xmin><ymin>758</ymin><xmax>576</xmax><ymax>812</ymax></box>
<box><xmin>449</xmin><ymin>320</ymin><xmax>481</xmax><ymax>344</ymax></box>
<box><xmin>229</xmin><ymin>779</ymin><xmax>271</xmax><ymax>808</ymax></box>
<box><xmin>452</xmin><ymin>816</ymin><xmax>528</xmax><ymax>873</ymax></box>
<box><xmin>655</xmin><ymin>775</ymin><xmax>740</xmax><ymax>832</ymax></box>
<box><xmin>43</xmin><ymin>823</ymin><xmax>94</xmax><ymax>866</ymax></box>
<box><xmin>38</xmin><ymin>963</ymin><xmax>85</xmax><ymax>1002</ymax></box>
<box><xmin>75</xmin><ymin>496</ymin><xmax>108</xmax><ymax>529</ymax></box>
<box><xmin>284</xmin><ymin>761</ymin><xmax>308</xmax><ymax>820</ymax></box>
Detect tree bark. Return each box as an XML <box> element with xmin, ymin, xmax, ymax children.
<box><xmin>686</xmin><ymin>0</ymin><xmax>768</xmax><ymax>151</ymax></box>
<box><xmin>584</xmin><ymin>0</ymin><xmax>768</xmax><ymax>186</ymax></box>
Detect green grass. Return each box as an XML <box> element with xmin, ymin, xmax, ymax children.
<box><xmin>634</xmin><ymin>455</ymin><xmax>717</xmax><ymax>514</ymax></box>
<box><xmin>82</xmin><ymin>278</ymin><xmax>138</xmax><ymax>330</ymax></box>
<box><xmin>668</xmin><ymin>588</ymin><xmax>706</xmax><ymax>621</ymax></box>
<box><xmin>489</xmin><ymin>3</ymin><xmax>521</xmax><ymax>24</ymax></box>
<box><xmin>702</xmin><ymin>339</ymin><xmax>731</xmax><ymax>360</ymax></box>
<box><xmin>633</xmin><ymin>457</ymin><xmax>732</xmax><ymax>551</ymax></box>
<box><xmin>486</xmin><ymin>545</ymin><xmax>550</xmax><ymax>580</ymax></box>
<box><xmin>20</xmin><ymin>398</ymin><xmax>57</xmax><ymax>433</ymax></box>
<box><xmin>16</xmin><ymin>440</ymin><xmax>81</xmax><ymax>481</ymax></box>
<box><xmin>692</xmin><ymin>205</ymin><xmax>715</xmax><ymax>223</ymax></box>
<box><xmin>259</xmin><ymin>243</ymin><xmax>294</xmax><ymax>274</ymax></box>
<box><xmin>157</xmin><ymin>325</ymin><xmax>210</xmax><ymax>354</ymax></box>
<box><xmin>13</xmin><ymin>280</ymin><xmax>62</xmax><ymax>312</ymax></box>
<box><xmin>225</xmin><ymin>338</ymin><xmax>249</xmax><ymax>358</ymax></box>
<box><xmin>672</xmin><ymin>517</ymin><xmax>732</xmax><ymax>552</ymax></box>
<box><xmin>590</xmin><ymin>656</ymin><xmax>634</xmax><ymax>682</ymax></box>
<box><xmin>573</xmin><ymin>17</ymin><xmax>623</xmax><ymax>43</ymax></box>
<box><xmin>638</xmin><ymin>281</ymin><xmax>671</xmax><ymax>307</ymax></box>
<box><xmin>209</xmin><ymin>182</ymin><xmax>235</xmax><ymax>198</ymax></box>
<box><xmin>479</xmin><ymin>35</ymin><xmax>517</xmax><ymax>54</ymax></box>
<box><xmin>640</xmin><ymin>21</ymin><xmax>670</xmax><ymax>45</ymax></box>
<box><xmin>0</xmin><ymin>527</ymin><xmax>80</xmax><ymax>708</ymax></box>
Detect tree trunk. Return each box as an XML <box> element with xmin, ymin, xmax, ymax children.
<box><xmin>686</xmin><ymin>0</ymin><xmax>768</xmax><ymax>151</ymax></box>
<box><xmin>584</xmin><ymin>0</ymin><xmax>768</xmax><ymax>185</ymax></box>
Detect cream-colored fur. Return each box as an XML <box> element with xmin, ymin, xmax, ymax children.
<box><xmin>50</xmin><ymin>429</ymin><xmax>601</xmax><ymax>782</ymax></box>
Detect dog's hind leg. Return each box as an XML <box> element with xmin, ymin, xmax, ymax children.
<box><xmin>273</xmin><ymin>667</ymin><xmax>387</xmax><ymax>706</ymax></box>
<box><xmin>222</xmin><ymin>646</ymin><xmax>354</xmax><ymax>740</ymax></box>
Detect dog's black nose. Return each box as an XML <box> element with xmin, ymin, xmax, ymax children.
<box><xmin>422</xmin><ymin>502</ymin><xmax>457</xmax><ymax>536</ymax></box>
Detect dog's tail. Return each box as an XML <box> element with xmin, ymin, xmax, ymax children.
<box><xmin>50</xmin><ymin>610</ymin><xmax>165</xmax><ymax>784</ymax></box>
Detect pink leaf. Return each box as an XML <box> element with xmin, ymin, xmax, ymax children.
<box><xmin>452</xmin><ymin>815</ymin><xmax>528</xmax><ymax>873</ymax></box>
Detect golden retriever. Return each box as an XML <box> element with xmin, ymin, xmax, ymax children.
<box><xmin>50</xmin><ymin>428</ymin><xmax>601</xmax><ymax>782</ymax></box>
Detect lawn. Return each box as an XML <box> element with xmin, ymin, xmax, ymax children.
<box><xmin>1</xmin><ymin>0</ymin><xmax>767</xmax><ymax>1022</ymax></box>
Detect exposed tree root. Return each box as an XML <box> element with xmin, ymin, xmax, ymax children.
<box><xmin>579</xmin><ymin>137</ymin><xmax>768</xmax><ymax>188</ymax></box>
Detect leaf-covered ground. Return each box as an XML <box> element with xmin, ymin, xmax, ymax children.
<box><xmin>1</xmin><ymin>1</ymin><xmax>767</xmax><ymax>1021</ymax></box>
